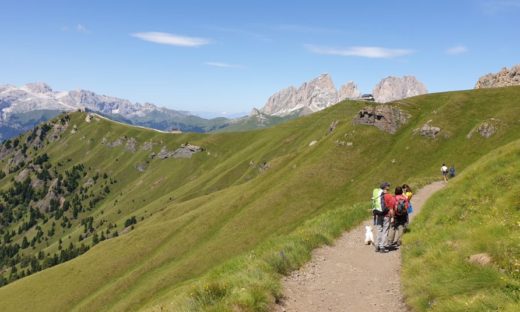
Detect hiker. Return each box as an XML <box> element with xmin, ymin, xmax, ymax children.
<box><xmin>402</xmin><ymin>184</ymin><xmax>413</xmax><ymax>228</ymax></box>
<box><xmin>449</xmin><ymin>165</ymin><xmax>456</xmax><ymax>178</ymax></box>
<box><xmin>372</xmin><ymin>182</ymin><xmax>391</xmax><ymax>253</ymax></box>
<box><xmin>372</xmin><ymin>182</ymin><xmax>393</xmax><ymax>253</ymax></box>
<box><xmin>441</xmin><ymin>163</ymin><xmax>449</xmax><ymax>182</ymax></box>
<box><xmin>387</xmin><ymin>186</ymin><xmax>408</xmax><ymax>247</ymax></box>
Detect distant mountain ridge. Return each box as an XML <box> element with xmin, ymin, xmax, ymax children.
<box><xmin>0</xmin><ymin>74</ymin><xmax>429</xmax><ymax>139</ymax></box>
<box><xmin>0</xmin><ymin>83</ymin><xmax>230</xmax><ymax>140</ymax></box>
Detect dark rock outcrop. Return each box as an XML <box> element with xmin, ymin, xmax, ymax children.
<box><xmin>155</xmin><ymin>144</ymin><xmax>203</xmax><ymax>159</ymax></box>
<box><xmin>419</xmin><ymin>123</ymin><xmax>441</xmax><ymax>138</ymax></box>
<box><xmin>353</xmin><ymin>105</ymin><xmax>409</xmax><ymax>134</ymax></box>
<box><xmin>467</xmin><ymin>118</ymin><xmax>501</xmax><ymax>139</ymax></box>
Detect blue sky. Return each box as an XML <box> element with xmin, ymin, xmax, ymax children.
<box><xmin>1</xmin><ymin>0</ymin><xmax>519</xmax><ymax>116</ymax></box>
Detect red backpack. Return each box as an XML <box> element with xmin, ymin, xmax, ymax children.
<box><xmin>395</xmin><ymin>195</ymin><xmax>408</xmax><ymax>216</ymax></box>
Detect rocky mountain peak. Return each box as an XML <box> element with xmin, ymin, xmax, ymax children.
<box><xmin>475</xmin><ymin>64</ymin><xmax>520</xmax><ymax>89</ymax></box>
<box><xmin>372</xmin><ymin>76</ymin><xmax>427</xmax><ymax>103</ymax></box>
<box><xmin>260</xmin><ymin>86</ymin><xmax>298</xmax><ymax>116</ymax></box>
<box><xmin>338</xmin><ymin>81</ymin><xmax>361</xmax><ymax>101</ymax></box>
<box><xmin>296</xmin><ymin>73</ymin><xmax>338</xmax><ymax>113</ymax></box>
<box><xmin>23</xmin><ymin>82</ymin><xmax>53</xmax><ymax>94</ymax></box>
<box><xmin>258</xmin><ymin>74</ymin><xmax>341</xmax><ymax>117</ymax></box>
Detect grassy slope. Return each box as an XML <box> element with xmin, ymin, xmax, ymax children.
<box><xmin>0</xmin><ymin>87</ymin><xmax>519</xmax><ymax>311</ymax></box>
<box><xmin>402</xmin><ymin>139</ymin><xmax>520</xmax><ymax>311</ymax></box>
<box><xmin>213</xmin><ymin>114</ymin><xmax>296</xmax><ymax>133</ymax></box>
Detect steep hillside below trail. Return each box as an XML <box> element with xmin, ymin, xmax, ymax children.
<box><xmin>275</xmin><ymin>181</ymin><xmax>445</xmax><ymax>312</ymax></box>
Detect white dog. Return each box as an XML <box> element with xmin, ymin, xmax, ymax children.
<box><xmin>364</xmin><ymin>225</ymin><xmax>374</xmax><ymax>245</ymax></box>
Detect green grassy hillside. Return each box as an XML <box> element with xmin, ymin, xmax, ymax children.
<box><xmin>213</xmin><ymin>112</ymin><xmax>297</xmax><ymax>133</ymax></box>
<box><xmin>402</xmin><ymin>139</ymin><xmax>520</xmax><ymax>311</ymax></box>
<box><xmin>0</xmin><ymin>86</ymin><xmax>519</xmax><ymax>311</ymax></box>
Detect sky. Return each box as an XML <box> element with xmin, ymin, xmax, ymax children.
<box><xmin>0</xmin><ymin>0</ymin><xmax>519</xmax><ymax>116</ymax></box>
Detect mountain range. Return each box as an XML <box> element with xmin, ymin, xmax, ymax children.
<box><xmin>0</xmin><ymin>83</ymin><xmax>230</xmax><ymax>140</ymax></box>
<box><xmin>254</xmin><ymin>74</ymin><xmax>428</xmax><ymax>117</ymax></box>
<box><xmin>4</xmin><ymin>64</ymin><xmax>520</xmax><ymax>142</ymax></box>
<box><xmin>0</xmin><ymin>73</ymin><xmax>438</xmax><ymax>140</ymax></box>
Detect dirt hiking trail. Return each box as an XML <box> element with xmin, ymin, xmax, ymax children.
<box><xmin>274</xmin><ymin>181</ymin><xmax>445</xmax><ymax>312</ymax></box>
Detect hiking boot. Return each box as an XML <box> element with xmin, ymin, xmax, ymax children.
<box><xmin>379</xmin><ymin>248</ymin><xmax>389</xmax><ymax>253</ymax></box>
<box><xmin>374</xmin><ymin>247</ymin><xmax>380</xmax><ymax>253</ymax></box>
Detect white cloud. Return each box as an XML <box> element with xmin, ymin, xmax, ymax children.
<box><xmin>61</xmin><ymin>24</ymin><xmax>89</xmax><ymax>33</ymax></box>
<box><xmin>305</xmin><ymin>45</ymin><xmax>414</xmax><ymax>58</ymax></box>
<box><xmin>131</xmin><ymin>32</ymin><xmax>211</xmax><ymax>47</ymax></box>
<box><xmin>205</xmin><ymin>62</ymin><xmax>244</xmax><ymax>68</ymax></box>
<box><xmin>446</xmin><ymin>45</ymin><xmax>468</xmax><ymax>55</ymax></box>
<box><xmin>76</xmin><ymin>24</ymin><xmax>89</xmax><ymax>33</ymax></box>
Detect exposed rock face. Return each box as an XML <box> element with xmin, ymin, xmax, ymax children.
<box><xmin>467</xmin><ymin>118</ymin><xmax>501</xmax><ymax>139</ymax></box>
<box><xmin>141</xmin><ymin>141</ymin><xmax>154</xmax><ymax>151</ymax></box>
<box><xmin>125</xmin><ymin>137</ymin><xmax>137</xmax><ymax>153</ymax></box>
<box><xmin>15</xmin><ymin>168</ymin><xmax>31</xmax><ymax>182</ymax></box>
<box><xmin>171</xmin><ymin>144</ymin><xmax>203</xmax><ymax>158</ymax></box>
<box><xmin>49</xmin><ymin>122</ymin><xmax>69</xmax><ymax>142</ymax></box>
<box><xmin>475</xmin><ymin>64</ymin><xmax>520</xmax><ymax>89</ymax></box>
<box><xmin>338</xmin><ymin>81</ymin><xmax>361</xmax><ymax>101</ymax></box>
<box><xmin>155</xmin><ymin>144</ymin><xmax>203</xmax><ymax>159</ymax></box>
<box><xmin>260</xmin><ymin>87</ymin><xmax>298</xmax><ymax>116</ymax></box>
<box><xmin>354</xmin><ymin>105</ymin><xmax>409</xmax><ymax>134</ymax></box>
<box><xmin>372</xmin><ymin>76</ymin><xmax>428</xmax><ymax>103</ymax></box>
<box><xmin>417</xmin><ymin>121</ymin><xmax>441</xmax><ymax>138</ymax></box>
<box><xmin>260</xmin><ymin>74</ymin><xmax>340</xmax><ymax>116</ymax></box>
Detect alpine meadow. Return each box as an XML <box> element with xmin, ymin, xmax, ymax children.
<box><xmin>0</xmin><ymin>85</ymin><xmax>519</xmax><ymax>311</ymax></box>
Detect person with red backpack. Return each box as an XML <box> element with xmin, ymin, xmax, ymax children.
<box><xmin>388</xmin><ymin>186</ymin><xmax>409</xmax><ymax>247</ymax></box>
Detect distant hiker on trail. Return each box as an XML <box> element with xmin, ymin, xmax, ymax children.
<box><xmin>372</xmin><ymin>182</ymin><xmax>393</xmax><ymax>253</ymax></box>
<box><xmin>441</xmin><ymin>163</ymin><xmax>449</xmax><ymax>182</ymax></box>
<box><xmin>449</xmin><ymin>165</ymin><xmax>456</xmax><ymax>178</ymax></box>
<box><xmin>387</xmin><ymin>186</ymin><xmax>408</xmax><ymax>247</ymax></box>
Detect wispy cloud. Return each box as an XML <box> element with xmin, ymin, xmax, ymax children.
<box><xmin>305</xmin><ymin>44</ymin><xmax>414</xmax><ymax>59</ymax></box>
<box><xmin>76</xmin><ymin>24</ymin><xmax>89</xmax><ymax>33</ymax></box>
<box><xmin>481</xmin><ymin>0</ymin><xmax>520</xmax><ymax>14</ymax></box>
<box><xmin>446</xmin><ymin>45</ymin><xmax>468</xmax><ymax>55</ymax></box>
<box><xmin>205</xmin><ymin>62</ymin><xmax>244</xmax><ymax>69</ymax></box>
<box><xmin>131</xmin><ymin>32</ymin><xmax>211</xmax><ymax>47</ymax></box>
<box><xmin>61</xmin><ymin>24</ymin><xmax>90</xmax><ymax>34</ymax></box>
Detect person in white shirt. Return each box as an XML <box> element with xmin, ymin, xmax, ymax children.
<box><xmin>441</xmin><ymin>163</ymin><xmax>449</xmax><ymax>182</ymax></box>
